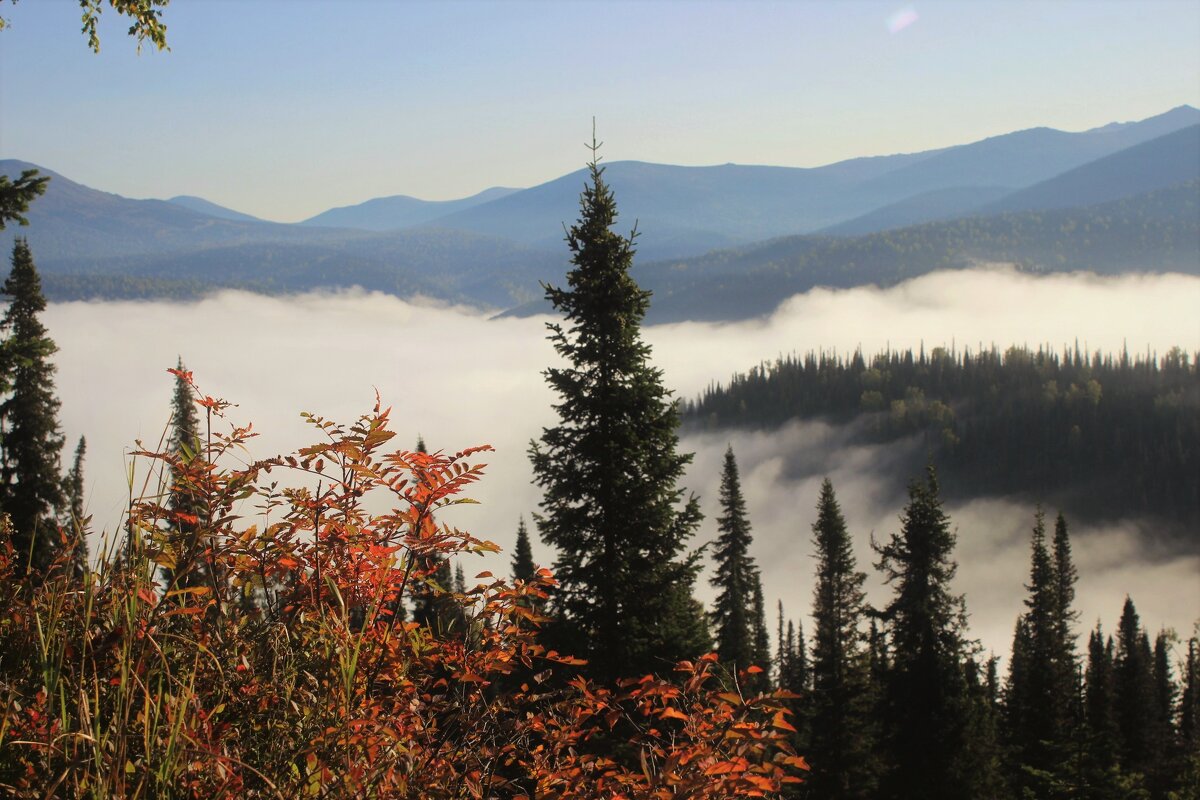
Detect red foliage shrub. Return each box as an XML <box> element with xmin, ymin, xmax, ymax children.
<box><xmin>0</xmin><ymin>372</ymin><xmax>807</xmax><ymax>798</ymax></box>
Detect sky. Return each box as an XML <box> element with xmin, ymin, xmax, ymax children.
<box><xmin>45</xmin><ymin>268</ymin><xmax>1200</xmax><ymax>661</ymax></box>
<box><xmin>1</xmin><ymin>0</ymin><xmax>1199</xmax><ymax>221</ymax></box>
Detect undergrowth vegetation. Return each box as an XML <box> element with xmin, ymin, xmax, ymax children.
<box><xmin>0</xmin><ymin>370</ymin><xmax>806</xmax><ymax>798</ymax></box>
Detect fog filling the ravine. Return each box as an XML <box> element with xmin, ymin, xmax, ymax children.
<box><xmin>45</xmin><ymin>267</ymin><xmax>1200</xmax><ymax>663</ymax></box>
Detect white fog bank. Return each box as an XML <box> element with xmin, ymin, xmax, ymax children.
<box><xmin>45</xmin><ymin>267</ymin><xmax>1200</xmax><ymax>661</ymax></box>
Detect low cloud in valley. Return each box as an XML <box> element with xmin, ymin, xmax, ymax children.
<box><xmin>46</xmin><ymin>267</ymin><xmax>1200</xmax><ymax>662</ymax></box>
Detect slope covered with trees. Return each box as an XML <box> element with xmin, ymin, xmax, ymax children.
<box><xmin>685</xmin><ymin>344</ymin><xmax>1200</xmax><ymax>535</ymax></box>
<box><xmin>637</xmin><ymin>180</ymin><xmax>1200</xmax><ymax>322</ymax></box>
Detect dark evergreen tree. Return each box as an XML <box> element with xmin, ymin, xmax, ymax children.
<box><xmin>413</xmin><ymin>558</ymin><xmax>464</xmax><ymax>635</ymax></box>
<box><xmin>1149</xmin><ymin>631</ymin><xmax>1180</xmax><ymax>798</ymax></box>
<box><xmin>962</xmin><ymin>655</ymin><xmax>1006</xmax><ymax>799</ymax></box>
<box><xmin>775</xmin><ymin>614</ymin><xmax>812</xmax><ymax>760</ymax></box>
<box><xmin>776</xmin><ymin>600</ymin><xmax>787</xmax><ymax>687</ymax></box>
<box><xmin>529</xmin><ymin>142</ymin><xmax>705</xmax><ymax>681</ymax></box>
<box><xmin>749</xmin><ymin>580</ymin><xmax>771</xmax><ymax>692</ymax></box>
<box><xmin>64</xmin><ymin>436</ymin><xmax>85</xmax><ymax>528</ymax></box>
<box><xmin>1180</xmin><ymin>635</ymin><xmax>1200</xmax><ymax>795</ymax></box>
<box><xmin>409</xmin><ymin>434</ymin><xmax>454</xmax><ymax>631</ymax></box>
<box><xmin>62</xmin><ymin>435</ymin><xmax>88</xmax><ymax>577</ymax></box>
<box><xmin>807</xmin><ymin>478</ymin><xmax>876</xmax><ymax>799</ymax></box>
<box><xmin>0</xmin><ymin>239</ymin><xmax>66</xmax><ymax>576</ymax></box>
<box><xmin>874</xmin><ymin>466</ymin><xmax>976</xmax><ymax>799</ymax></box>
<box><xmin>1183</xmin><ymin>636</ymin><xmax>1200</xmax><ymax>753</ymax></box>
<box><xmin>709</xmin><ymin>446</ymin><xmax>759</xmax><ymax>673</ymax></box>
<box><xmin>1004</xmin><ymin>510</ymin><xmax>1076</xmax><ymax>797</ymax></box>
<box><xmin>1115</xmin><ymin>598</ymin><xmax>1156</xmax><ymax>782</ymax></box>
<box><xmin>0</xmin><ymin>169</ymin><xmax>48</xmax><ymax>230</ymax></box>
<box><xmin>1085</xmin><ymin>624</ymin><xmax>1122</xmax><ymax>790</ymax></box>
<box><xmin>511</xmin><ymin>516</ymin><xmax>536</xmax><ymax>583</ymax></box>
<box><xmin>453</xmin><ymin>562</ymin><xmax>466</xmax><ymax>596</ymax></box>
<box><xmin>163</xmin><ymin>358</ymin><xmax>207</xmax><ymax>591</ymax></box>
<box><xmin>1051</xmin><ymin>513</ymin><xmax>1080</xmax><ymax>665</ymax></box>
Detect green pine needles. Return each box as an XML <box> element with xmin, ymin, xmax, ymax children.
<box><xmin>529</xmin><ymin>141</ymin><xmax>707</xmax><ymax>682</ymax></box>
<box><xmin>0</xmin><ymin>239</ymin><xmax>69</xmax><ymax>575</ymax></box>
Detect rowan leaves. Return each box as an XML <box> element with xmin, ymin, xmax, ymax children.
<box><xmin>0</xmin><ymin>381</ymin><xmax>805</xmax><ymax>798</ymax></box>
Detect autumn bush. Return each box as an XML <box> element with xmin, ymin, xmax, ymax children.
<box><xmin>0</xmin><ymin>370</ymin><xmax>806</xmax><ymax>798</ymax></box>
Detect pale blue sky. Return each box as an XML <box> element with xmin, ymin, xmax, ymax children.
<box><xmin>2</xmin><ymin>0</ymin><xmax>1198</xmax><ymax>221</ymax></box>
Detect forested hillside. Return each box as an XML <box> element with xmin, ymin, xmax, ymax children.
<box><xmin>635</xmin><ymin>180</ymin><xmax>1200</xmax><ymax>322</ymax></box>
<box><xmin>684</xmin><ymin>344</ymin><xmax>1200</xmax><ymax>536</ymax></box>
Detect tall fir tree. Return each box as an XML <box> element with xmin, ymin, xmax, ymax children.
<box><xmin>410</xmin><ymin>434</ymin><xmax>445</xmax><ymax>629</ymax></box>
<box><xmin>62</xmin><ymin>435</ymin><xmax>88</xmax><ymax>577</ymax></box>
<box><xmin>1084</xmin><ymin>624</ymin><xmax>1122</xmax><ymax>792</ymax></box>
<box><xmin>1149</xmin><ymin>631</ymin><xmax>1180</xmax><ymax>798</ymax></box>
<box><xmin>1004</xmin><ymin>510</ymin><xmax>1077</xmax><ymax>797</ymax></box>
<box><xmin>511</xmin><ymin>516</ymin><xmax>536</xmax><ymax>583</ymax></box>
<box><xmin>776</xmin><ymin>614</ymin><xmax>812</xmax><ymax>759</ymax></box>
<box><xmin>1179</xmin><ymin>635</ymin><xmax>1200</xmax><ymax>795</ymax></box>
<box><xmin>163</xmin><ymin>358</ymin><xmax>207</xmax><ymax>591</ymax></box>
<box><xmin>1051</xmin><ymin>513</ymin><xmax>1080</xmax><ymax>669</ymax></box>
<box><xmin>709</xmin><ymin>446</ymin><xmax>761</xmax><ymax>674</ymax></box>
<box><xmin>529</xmin><ymin>141</ymin><xmax>706</xmax><ymax>681</ymax></box>
<box><xmin>749</xmin><ymin>580</ymin><xmax>771</xmax><ymax>692</ymax></box>
<box><xmin>0</xmin><ymin>239</ymin><xmax>66</xmax><ymax>576</ymax></box>
<box><xmin>1115</xmin><ymin>598</ymin><xmax>1157</xmax><ymax>784</ymax></box>
<box><xmin>874</xmin><ymin>466</ymin><xmax>977</xmax><ymax>800</ymax></box>
<box><xmin>807</xmin><ymin>478</ymin><xmax>877</xmax><ymax>799</ymax></box>
<box><xmin>1183</xmin><ymin>636</ymin><xmax>1200</xmax><ymax>754</ymax></box>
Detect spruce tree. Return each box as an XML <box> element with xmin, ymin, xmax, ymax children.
<box><xmin>807</xmin><ymin>478</ymin><xmax>876</xmax><ymax>799</ymax></box>
<box><xmin>1179</xmin><ymin>635</ymin><xmax>1200</xmax><ymax>797</ymax></box>
<box><xmin>709</xmin><ymin>446</ymin><xmax>759</xmax><ymax>673</ymax></box>
<box><xmin>874</xmin><ymin>466</ymin><xmax>975</xmax><ymax>800</ymax></box>
<box><xmin>0</xmin><ymin>169</ymin><xmax>48</xmax><ymax>230</ymax></box>
<box><xmin>1085</xmin><ymin>624</ymin><xmax>1121</xmax><ymax>787</ymax></box>
<box><xmin>1149</xmin><ymin>631</ymin><xmax>1180</xmax><ymax>797</ymax></box>
<box><xmin>64</xmin><ymin>435</ymin><xmax>85</xmax><ymax>529</ymax></box>
<box><xmin>62</xmin><ymin>435</ymin><xmax>88</xmax><ymax>577</ymax></box>
<box><xmin>962</xmin><ymin>655</ymin><xmax>1006</xmax><ymax>799</ymax></box>
<box><xmin>1183</xmin><ymin>636</ymin><xmax>1200</xmax><ymax>753</ymax></box>
<box><xmin>163</xmin><ymin>358</ymin><xmax>206</xmax><ymax>591</ymax></box>
<box><xmin>1004</xmin><ymin>510</ymin><xmax>1075</xmax><ymax>797</ymax></box>
<box><xmin>511</xmin><ymin>516</ymin><xmax>536</xmax><ymax>583</ymax></box>
<box><xmin>454</xmin><ymin>562</ymin><xmax>466</xmax><ymax>595</ymax></box>
<box><xmin>529</xmin><ymin>141</ymin><xmax>705</xmax><ymax>681</ymax></box>
<box><xmin>776</xmin><ymin>615</ymin><xmax>812</xmax><ymax>758</ymax></box>
<box><xmin>749</xmin><ymin>581</ymin><xmax>771</xmax><ymax>691</ymax></box>
<box><xmin>1115</xmin><ymin>597</ymin><xmax>1156</xmax><ymax>781</ymax></box>
<box><xmin>0</xmin><ymin>239</ymin><xmax>66</xmax><ymax>576</ymax></box>
<box><xmin>1051</xmin><ymin>513</ymin><xmax>1080</xmax><ymax>666</ymax></box>
<box><xmin>410</xmin><ymin>434</ymin><xmax>450</xmax><ymax>630</ymax></box>
<box><xmin>414</xmin><ymin>558</ymin><xmax>464</xmax><ymax>635</ymax></box>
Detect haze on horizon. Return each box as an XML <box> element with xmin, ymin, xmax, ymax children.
<box><xmin>1</xmin><ymin>0</ymin><xmax>1198</xmax><ymax>221</ymax></box>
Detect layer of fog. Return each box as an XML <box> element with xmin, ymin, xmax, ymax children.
<box><xmin>47</xmin><ymin>266</ymin><xmax>1200</xmax><ymax>662</ymax></box>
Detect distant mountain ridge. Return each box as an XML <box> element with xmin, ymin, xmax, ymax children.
<box><xmin>385</xmin><ymin>104</ymin><xmax>1200</xmax><ymax>258</ymax></box>
<box><xmin>977</xmin><ymin>123</ymin><xmax>1200</xmax><ymax>214</ymax></box>
<box><xmin>3</xmin><ymin>104</ymin><xmax>1198</xmax><ymax>314</ymax></box>
<box><xmin>823</xmin><ymin>121</ymin><xmax>1200</xmax><ymax>235</ymax></box>
<box><xmin>300</xmin><ymin>186</ymin><xmax>520</xmax><ymax>231</ymax></box>
<box><xmin>167</xmin><ymin>195</ymin><xmax>262</xmax><ymax>223</ymax></box>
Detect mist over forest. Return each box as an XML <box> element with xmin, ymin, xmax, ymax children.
<box><xmin>5</xmin><ymin>2</ymin><xmax>1200</xmax><ymax>795</ymax></box>
<box><xmin>46</xmin><ymin>267</ymin><xmax>1200</xmax><ymax>660</ymax></box>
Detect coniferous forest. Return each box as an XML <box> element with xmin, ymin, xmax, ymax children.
<box><xmin>684</xmin><ymin>345</ymin><xmax>1200</xmax><ymax>535</ymax></box>
<box><xmin>2</xmin><ymin>11</ymin><xmax>1199</xmax><ymax>798</ymax></box>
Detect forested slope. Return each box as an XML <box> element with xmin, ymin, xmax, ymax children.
<box><xmin>638</xmin><ymin>181</ymin><xmax>1200</xmax><ymax>322</ymax></box>
<box><xmin>684</xmin><ymin>344</ymin><xmax>1200</xmax><ymax>537</ymax></box>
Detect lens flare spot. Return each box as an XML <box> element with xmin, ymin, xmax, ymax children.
<box><xmin>887</xmin><ymin>6</ymin><xmax>919</xmax><ymax>34</ymax></box>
